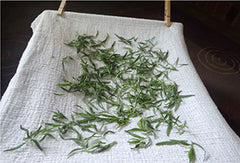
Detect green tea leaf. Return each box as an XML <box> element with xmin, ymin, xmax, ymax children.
<box><xmin>68</xmin><ymin>148</ymin><xmax>82</xmax><ymax>156</ymax></box>
<box><xmin>125</xmin><ymin>131</ymin><xmax>144</xmax><ymax>139</ymax></box>
<box><xmin>4</xmin><ymin>142</ymin><xmax>26</xmax><ymax>152</ymax></box>
<box><xmin>32</xmin><ymin>139</ymin><xmax>43</xmax><ymax>152</ymax></box>
<box><xmin>167</xmin><ymin>112</ymin><xmax>173</xmax><ymax>136</ymax></box>
<box><xmin>188</xmin><ymin>145</ymin><xmax>195</xmax><ymax>163</ymax></box>
<box><xmin>96</xmin><ymin>141</ymin><xmax>117</xmax><ymax>153</ymax></box>
<box><xmin>156</xmin><ymin>139</ymin><xmax>190</xmax><ymax>146</ymax></box>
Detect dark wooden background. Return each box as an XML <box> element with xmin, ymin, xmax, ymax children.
<box><xmin>1</xmin><ymin>1</ymin><xmax>240</xmax><ymax>136</ymax></box>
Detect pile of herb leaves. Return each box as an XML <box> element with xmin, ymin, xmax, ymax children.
<box><xmin>5</xmin><ymin>32</ymin><xmax>206</xmax><ymax>162</ymax></box>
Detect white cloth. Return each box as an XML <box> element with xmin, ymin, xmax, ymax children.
<box><xmin>1</xmin><ymin>10</ymin><xmax>239</xmax><ymax>163</ymax></box>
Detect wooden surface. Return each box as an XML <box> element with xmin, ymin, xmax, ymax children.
<box><xmin>176</xmin><ymin>2</ymin><xmax>240</xmax><ymax>45</ymax></box>
<box><xmin>57</xmin><ymin>0</ymin><xmax>66</xmax><ymax>15</ymax></box>
<box><xmin>165</xmin><ymin>0</ymin><xmax>171</xmax><ymax>27</ymax></box>
<box><xmin>1</xmin><ymin>2</ymin><xmax>240</xmax><ymax>136</ymax></box>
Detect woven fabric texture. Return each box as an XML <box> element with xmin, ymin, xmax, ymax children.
<box><xmin>0</xmin><ymin>10</ymin><xmax>240</xmax><ymax>163</ymax></box>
